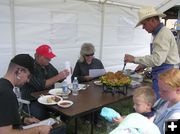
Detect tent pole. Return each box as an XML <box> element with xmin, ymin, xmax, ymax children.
<box><xmin>10</xmin><ymin>0</ymin><xmax>16</xmax><ymax>56</ymax></box>
<box><xmin>156</xmin><ymin>0</ymin><xmax>179</xmax><ymax>12</ymax></box>
<box><xmin>177</xmin><ymin>9</ymin><xmax>180</xmax><ymax>56</ymax></box>
<box><xmin>99</xmin><ymin>3</ymin><xmax>105</xmax><ymax>60</ymax></box>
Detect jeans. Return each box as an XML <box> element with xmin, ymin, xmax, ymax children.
<box><xmin>23</xmin><ymin>101</ymin><xmax>50</xmax><ymax>120</ymax></box>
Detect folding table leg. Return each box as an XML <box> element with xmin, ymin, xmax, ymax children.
<box><xmin>90</xmin><ymin>112</ymin><xmax>94</xmax><ymax>134</ymax></box>
<box><xmin>75</xmin><ymin>118</ymin><xmax>78</xmax><ymax>134</ymax></box>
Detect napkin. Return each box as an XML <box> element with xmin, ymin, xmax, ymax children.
<box><xmin>65</xmin><ymin>61</ymin><xmax>71</xmax><ymax>84</ymax></box>
<box><xmin>100</xmin><ymin>107</ymin><xmax>121</xmax><ymax>122</ymax></box>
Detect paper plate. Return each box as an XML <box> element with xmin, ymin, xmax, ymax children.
<box><xmin>94</xmin><ymin>80</ymin><xmax>102</xmax><ymax>86</ymax></box>
<box><xmin>68</xmin><ymin>84</ymin><xmax>89</xmax><ymax>90</ymax></box>
<box><xmin>38</xmin><ymin>95</ymin><xmax>62</xmax><ymax>105</ymax></box>
<box><xmin>57</xmin><ymin>100</ymin><xmax>73</xmax><ymax>108</ymax></box>
<box><xmin>48</xmin><ymin>88</ymin><xmax>71</xmax><ymax>96</ymax></box>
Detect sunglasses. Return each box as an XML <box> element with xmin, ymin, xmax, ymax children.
<box><xmin>85</xmin><ymin>53</ymin><xmax>94</xmax><ymax>57</ymax></box>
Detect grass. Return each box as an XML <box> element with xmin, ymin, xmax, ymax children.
<box><xmin>66</xmin><ymin>97</ymin><xmax>133</xmax><ymax>134</ymax></box>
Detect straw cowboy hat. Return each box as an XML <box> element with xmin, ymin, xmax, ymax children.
<box><xmin>135</xmin><ymin>6</ymin><xmax>166</xmax><ymax>27</ymax></box>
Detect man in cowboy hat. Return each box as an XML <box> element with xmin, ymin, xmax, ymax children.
<box><xmin>21</xmin><ymin>44</ymin><xmax>69</xmax><ymax>120</ymax></box>
<box><xmin>124</xmin><ymin>6</ymin><xmax>179</xmax><ymax>99</ymax></box>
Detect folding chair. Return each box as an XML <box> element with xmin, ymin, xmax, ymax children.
<box><xmin>13</xmin><ymin>87</ymin><xmax>31</xmax><ymax>116</ymax></box>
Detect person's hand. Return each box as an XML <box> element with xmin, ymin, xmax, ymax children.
<box><xmin>135</xmin><ymin>65</ymin><xmax>146</xmax><ymax>73</ymax></box>
<box><xmin>38</xmin><ymin>125</ymin><xmax>52</xmax><ymax>134</ymax></box>
<box><xmin>124</xmin><ymin>54</ymin><xmax>135</xmax><ymax>63</ymax></box>
<box><xmin>24</xmin><ymin>117</ymin><xmax>40</xmax><ymax>125</ymax></box>
<box><xmin>58</xmin><ymin>69</ymin><xmax>70</xmax><ymax>80</ymax></box>
<box><xmin>112</xmin><ymin>116</ymin><xmax>125</xmax><ymax>124</ymax></box>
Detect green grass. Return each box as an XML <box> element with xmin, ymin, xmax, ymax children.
<box><xmin>66</xmin><ymin>97</ymin><xmax>133</xmax><ymax>134</ymax></box>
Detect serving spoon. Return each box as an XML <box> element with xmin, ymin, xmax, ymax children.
<box><xmin>122</xmin><ymin>62</ymin><xmax>126</xmax><ymax>72</ymax></box>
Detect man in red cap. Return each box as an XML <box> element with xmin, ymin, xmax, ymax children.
<box><xmin>21</xmin><ymin>44</ymin><xmax>69</xmax><ymax>120</ymax></box>
<box><xmin>36</xmin><ymin>44</ymin><xmax>56</xmax><ymax>60</ymax></box>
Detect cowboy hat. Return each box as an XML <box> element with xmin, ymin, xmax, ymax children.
<box><xmin>135</xmin><ymin>6</ymin><xmax>166</xmax><ymax>27</ymax></box>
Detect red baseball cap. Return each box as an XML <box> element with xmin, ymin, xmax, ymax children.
<box><xmin>36</xmin><ymin>44</ymin><xmax>56</xmax><ymax>59</ymax></box>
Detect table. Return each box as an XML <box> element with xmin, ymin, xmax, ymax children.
<box><xmin>31</xmin><ymin>81</ymin><xmax>134</xmax><ymax>134</ymax></box>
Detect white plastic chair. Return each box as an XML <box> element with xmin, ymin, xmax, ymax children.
<box><xmin>13</xmin><ymin>87</ymin><xmax>31</xmax><ymax>116</ymax></box>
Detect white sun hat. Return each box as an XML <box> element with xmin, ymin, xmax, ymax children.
<box><xmin>135</xmin><ymin>6</ymin><xmax>166</xmax><ymax>27</ymax></box>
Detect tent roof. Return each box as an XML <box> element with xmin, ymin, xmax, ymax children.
<box><xmin>78</xmin><ymin>0</ymin><xmax>180</xmax><ymax>8</ymax></box>
<box><xmin>1</xmin><ymin>0</ymin><xmax>179</xmax><ymax>12</ymax></box>
<box><xmin>75</xmin><ymin>0</ymin><xmax>180</xmax><ymax>11</ymax></box>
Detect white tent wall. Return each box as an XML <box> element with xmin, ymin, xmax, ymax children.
<box><xmin>102</xmin><ymin>4</ymin><xmax>150</xmax><ymax>72</ymax></box>
<box><xmin>0</xmin><ymin>0</ymin><xmax>178</xmax><ymax>76</ymax></box>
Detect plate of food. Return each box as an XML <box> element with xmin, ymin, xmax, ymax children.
<box><xmin>94</xmin><ymin>80</ymin><xmax>102</xmax><ymax>86</ymax></box>
<box><xmin>48</xmin><ymin>88</ymin><xmax>71</xmax><ymax>96</ymax></box>
<box><xmin>38</xmin><ymin>95</ymin><xmax>62</xmax><ymax>105</ymax></box>
<box><xmin>68</xmin><ymin>84</ymin><xmax>89</xmax><ymax>90</ymax></box>
<box><xmin>57</xmin><ymin>100</ymin><xmax>73</xmax><ymax>108</ymax></box>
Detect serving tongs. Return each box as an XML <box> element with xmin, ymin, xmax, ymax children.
<box><xmin>122</xmin><ymin>62</ymin><xmax>126</xmax><ymax>72</ymax></box>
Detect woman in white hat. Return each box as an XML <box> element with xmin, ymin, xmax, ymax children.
<box><xmin>124</xmin><ymin>6</ymin><xmax>179</xmax><ymax>99</ymax></box>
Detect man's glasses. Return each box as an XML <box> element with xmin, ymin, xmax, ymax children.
<box><xmin>85</xmin><ymin>53</ymin><xmax>94</xmax><ymax>57</ymax></box>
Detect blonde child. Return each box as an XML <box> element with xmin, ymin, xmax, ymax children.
<box><xmin>113</xmin><ymin>86</ymin><xmax>156</xmax><ymax>123</ymax></box>
<box><xmin>109</xmin><ymin>86</ymin><xmax>160</xmax><ymax>134</ymax></box>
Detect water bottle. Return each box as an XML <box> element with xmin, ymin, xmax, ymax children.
<box><xmin>62</xmin><ymin>80</ymin><xmax>68</xmax><ymax>99</ymax></box>
<box><xmin>72</xmin><ymin>77</ymin><xmax>79</xmax><ymax>96</ymax></box>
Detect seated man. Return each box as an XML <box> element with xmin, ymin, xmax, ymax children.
<box><xmin>16</xmin><ymin>89</ymin><xmax>66</xmax><ymax>134</ymax></box>
<box><xmin>21</xmin><ymin>44</ymin><xmax>69</xmax><ymax>120</ymax></box>
<box><xmin>0</xmin><ymin>54</ymin><xmax>51</xmax><ymax>134</ymax></box>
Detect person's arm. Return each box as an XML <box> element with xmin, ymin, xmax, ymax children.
<box><xmin>23</xmin><ymin>117</ymin><xmax>40</xmax><ymax>125</ymax></box>
<box><xmin>72</xmin><ymin>61</ymin><xmax>86</xmax><ymax>83</ymax></box>
<box><xmin>83</xmin><ymin>59</ymin><xmax>105</xmax><ymax>81</ymax></box>
<box><xmin>135</xmin><ymin>64</ymin><xmax>146</xmax><ymax>73</ymax></box>
<box><xmin>45</xmin><ymin>69</ymin><xmax>69</xmax><ymax>88</ymax></box>
<box><xmin>20</xmin><ymin>111</ymin><xmax>40</xmax><ymax>125</ymax></box>
<box><xmin>134</xmin><ymin>28</ymin><xmax>176</xmax><ymax>67</ymax></box>
<box><xmin>112</xmin><ymin>116</ymin><xmax>126</xmax><ymax>124</ymax></box>
<box><xmin>28</xmin><ymin>64</ymin><xmax>69</xmax><ymax>90</ymax></box>
<box><xmin>0</xmin><ymin>125</ymin><xmax>51</xmax><ymax>134</ymax></box>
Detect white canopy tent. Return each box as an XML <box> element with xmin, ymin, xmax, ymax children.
<box><xmin>0</xmin><ymin>0</ymin><xmax>179</xmax><ymax>76</ymax></box>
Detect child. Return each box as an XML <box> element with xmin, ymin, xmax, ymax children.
<box><xmin>113</xmin><ymin>86</ymin><xmax>156</xmax><ymax>123</ymax></box>
<box><xmin>101</xmin><ymin>86</ymin><xmax>160</xmax><ymax>134</ymax></box>
<box><xmin>109</xmin><ymin>86</ymin><xmax>160</xmax><ymax>134</ymax></box>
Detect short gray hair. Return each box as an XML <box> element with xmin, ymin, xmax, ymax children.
<box><xmin>79</xmin><ymin>43</ymin><xmax>95</xmax><ymax>62</ymax></box>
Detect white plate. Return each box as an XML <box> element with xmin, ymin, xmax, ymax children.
<box><xmin>38</xmin><ymin>95</ymin><xmax>62</xmax><ymax>105</ymax></box>
<box><xmin>57</xmin><ymin>100</ymin><xmax>73</xmax><ymax>108</ymax></box>
<box><xmin>68</xmin><ymin>84</ymin><xmax>89</xmax><ymax>90</ymax></box>
<box><xmin>48</xmin><ymin>88</ymin><xmax>71</xmax><ymax>96</ymax></box>
<box><xmin>94</xmin><ymin>80</ymin><xmax>102</xmax><ymax>86</ymax></box>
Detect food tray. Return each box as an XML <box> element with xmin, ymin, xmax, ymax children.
<box><xmin>102</xmin><ymin>84</ymin><xmax>128</xmax><ymax>95</ymax></box>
